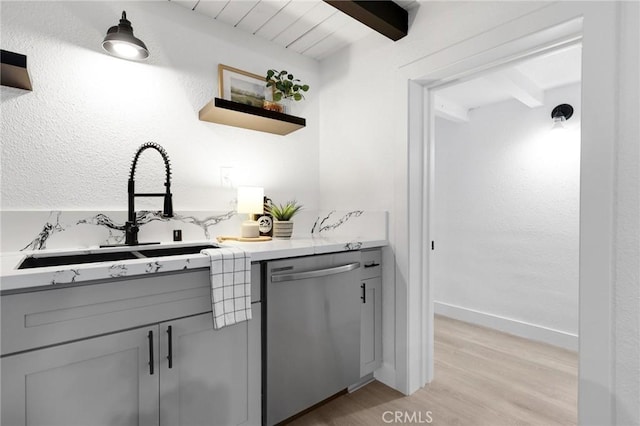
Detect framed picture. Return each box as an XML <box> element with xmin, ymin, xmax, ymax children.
<box><xmin>218</xmin><ymin>64</ymin><xmax>272</xmax><ymax>108</ymax></box>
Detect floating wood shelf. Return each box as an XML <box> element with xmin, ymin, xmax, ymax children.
<box><xmin>199</xmin><ymin>98</ymin><xmax>306</xmax><ymax>136</ymax></box>
<box><xmin>1</xmin><ymin>50</ymin><xmax>33</xmax><ymax>91</ymax></box>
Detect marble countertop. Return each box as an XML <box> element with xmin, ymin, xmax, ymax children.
<box><xmin>0</xmin><ymin>238</ymin><xmax>387</xmax><ymax>294</ymax></box>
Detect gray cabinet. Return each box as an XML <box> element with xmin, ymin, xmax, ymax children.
<box><xmin>1</xmin><ymin>312</ymin><xmax>261</xmax><ymax>426</ymax></box>
<box><xmin>1</xmin><ymin>267</ymin><xmax>262</xmax><ymax>426</ymax></box>
<box><xmin>360</xmin><ymin>249</ymin><xmax>383</xmax><ymax>376</ymax></box>
<box><xmin>160</xmin><ymin>306</ymin><xmax>261</xmax><ymax>426</ymax></box>
<box><xmin>1</xmin><ymin>326</ymin><xmax>159</xmax><ymax>426</ymax></box>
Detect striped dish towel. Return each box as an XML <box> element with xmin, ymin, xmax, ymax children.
<box><xmin>201</xmin><ymin>247</ymin><xmax>252</xmax><ymax>330</ymax></box>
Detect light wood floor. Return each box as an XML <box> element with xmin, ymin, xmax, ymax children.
<box><xmin>289</xmin><ymin>315</ymin><xmax>578</xmax><ymax>426</ymax></box>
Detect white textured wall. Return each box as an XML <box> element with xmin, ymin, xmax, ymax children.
<box><xmin>0</xmin><ymin>1</ymin><xmax>320</xmax><ymax>212</ymax></box>
<box><xmin>433</xmin><ymin>83</ymin><xmax>580</xmax><ymax>337</ymax></box>
<box><xmin>318</xmin><ymin>1</ymin><xmax>553</xmax><ymax>209</ymax></box>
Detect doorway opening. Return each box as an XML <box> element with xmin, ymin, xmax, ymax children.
<box><xmin>429</xmin><ymin>42</ymin><xmax>581</xmax><ymax>424</ymax></box>
<box><xmin>402</xmin><ymin>5</ymin><xmax>618</xmax><ymax>423</ymax></box>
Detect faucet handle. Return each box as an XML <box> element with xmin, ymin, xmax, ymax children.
<box><xmin>163</xmin><ymin>193</ymin><xmax>174</xmax><ymax>217</ymax></box>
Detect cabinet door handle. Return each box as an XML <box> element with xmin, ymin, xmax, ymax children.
<box><xmin>361</xmin><ymin>283</ymin><xmax>366</xmax><ymax>304</ymax></box>
<box><xmin>364</xmin><ymin>262</ymin><xmax>380</xmax><ymax>268</ymax></box>
<box><xmin>167</xmin><ymin>325</ymin><xmax>173</xmax><ymax>369</ymax></box>
<box><xmin>148</xmin><ymin>330</ymin><xmax>154</xmax><ymax>375</ymax></box>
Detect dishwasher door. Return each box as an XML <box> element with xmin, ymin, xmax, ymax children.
<box><xmin>265</xmin><ymin>251</ymin><xmax>362</xmax><ymax>425</ymax></box>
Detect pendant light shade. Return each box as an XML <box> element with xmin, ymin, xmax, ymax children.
<box><xmin>102</xmin><ymin>11</ymin><xmax>149</xmax><ymax>61</ymax></box>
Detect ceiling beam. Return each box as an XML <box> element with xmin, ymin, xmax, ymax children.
<box><xmin>434</xmin><ymin>95</ymin><xmax>469</xmax><ymax>123</ymax></box>
<box><xmin>323</xmin><ymin>1</ymin><xmax>408</xmax><ymax>41</ymax></box>
<box><xmin>485</xmin><ymin>69</ymin><xmax>544</xmax><ymax>108</ymax></box>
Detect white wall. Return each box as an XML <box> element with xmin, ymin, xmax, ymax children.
<box><xmin>0</xmin><ymin>1</ymin><xmax>320</xmax><ymax>212</ymax></box>
<box><xmin>319</xmin><ymin>1</ymin><xmax>639</xmax><ymax>423</ymax></box>
<box><xmin>433</xmin><ymin>83</ymin><xmax>580</xmax><ymax>349</ymax></box>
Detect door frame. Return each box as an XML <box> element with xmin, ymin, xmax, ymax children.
<box><xmin>398</xmin><ymin>3</ymin><xmax>618</xmax><ymax>424</ymax></box>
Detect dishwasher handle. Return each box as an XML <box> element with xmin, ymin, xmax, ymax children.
<box><xmin>271</xmin><ymin>262</ymin><xmax>361</xmax><ymax>282</ymax></box>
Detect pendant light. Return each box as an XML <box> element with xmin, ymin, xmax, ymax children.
<box><xmin>102</xmin><ymin>11</ymin><xmax>149</xmax><ymax>61</ymax></box>
<box><xmin>551</xmin><ymin>104</ymin><xmax>574</xmax><ymax>131</ymax></box>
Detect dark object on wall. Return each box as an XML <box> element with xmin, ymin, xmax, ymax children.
<box><xmin>1</xmin><ymin>49</ymin><xmax>33</xmax><ymax>91</ymax></box>
<box><xmin>551</xmin><ymin>104</ymin><xmax>574</xmax><ymax>121</ymax></box>
<box><xmin>102</xmin><ymin>11</ymin><xmax>149</xmax><ymax>61</ymax></box>
<box><xmin>551</xmin><ymin>104</ymin><xmax>574</xmax><ymax>131</ymax></box>
<box><xmin>324</xmin><ymin>1</ymin><xmax>408</xmax><ymax>41</ymax></box>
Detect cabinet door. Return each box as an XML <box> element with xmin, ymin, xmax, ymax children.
<box><xmin>159</xmin><ymin>309</ymin><xmax>261</xmax><ymax>426</ymax></box>
<box><xmin>360</xmin><ymin>276</ymin><xmax>382</xmax><ymax>376</ymax></box>
<box><xmin>1</xmin><ymin>326</ymin><xmax>159</xmax><ymax>426</ymax></box>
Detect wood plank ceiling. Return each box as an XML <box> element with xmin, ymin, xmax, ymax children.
<box><xmin>170</xmin><ymin>0</ymin><xmax>416</xmax><ymax>60</ymax></box>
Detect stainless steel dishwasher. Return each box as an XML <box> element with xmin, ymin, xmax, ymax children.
<box><xmin>265</xmin><ymin>251</ymin><xmax>362</xmax><ymax>425</ymax></box>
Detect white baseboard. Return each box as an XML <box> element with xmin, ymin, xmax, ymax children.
<box><xmin>434</xmin><ymin>301</ymin><xmax>578</xmax><ymax>352</ymax></box>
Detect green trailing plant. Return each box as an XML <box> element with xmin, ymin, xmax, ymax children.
<box><xmin>267</xmin><ymin>200</ymin><xmax>303</xmax><ymax>221</ymax></box>
<box><xmin>265</xmin><ymin>70</ymin><xmax>310</xmax><ymax>102</ymax></box>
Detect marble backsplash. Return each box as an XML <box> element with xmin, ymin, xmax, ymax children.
<box><xmin>0</xmin><ymin>209</ymin><xmax>387</xmax><ymax>252</ymax></box>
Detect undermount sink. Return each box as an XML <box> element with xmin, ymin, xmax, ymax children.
<box><xmin>17</xmin><ymin>244</ymin><xmax>218</xmax><ymax>270</ymax></box>
<box><xmin>18</xmin><ymin>251</ymin><xmax>140</xmax><ymax>269</ymax></box>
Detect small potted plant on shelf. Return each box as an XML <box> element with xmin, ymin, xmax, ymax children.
<box><xmin>263</xmin><ymin>69</ymin><xmax>310</xmax><ymax>114</ymax></box>
<box><xmin>267</xmin><ymin>200</ymin><xmax>303</xmax><ymax>239</ymax></box>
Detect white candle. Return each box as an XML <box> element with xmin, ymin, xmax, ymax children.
<box><xmin>241</xmin><ymin>220</ymin><xmax>259</xmax><ymax>238</ymax></box>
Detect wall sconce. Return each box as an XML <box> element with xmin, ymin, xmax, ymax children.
<box><xmin>102</xmin><ymin>11</ymin><xmax>149</xmax><ymax>61</ymax></box>
<box><xmin>237</xmin><ymin>186</ymin><xmax>264</xmax><ymax>238</ymax></box>
<box><xmin>551</xmin><ymin>104</ymin><xmax>574</xmax><ymax>131</ymax></box>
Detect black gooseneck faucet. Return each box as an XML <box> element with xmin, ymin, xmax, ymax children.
<box><xmin>125</xmin><ymin>142</ymin><xmax>173</xmax><ymax>245</ymax></box>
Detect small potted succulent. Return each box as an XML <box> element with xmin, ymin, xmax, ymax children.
<box><xmin>263</xmin><ymin>70</ymin><xmax>310</xmax><ymax>114</ymax></box>
<box><xmin>267</xmin><ymin>200</ymin><xmax>303</xmax><ymax>239</ymax></box>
